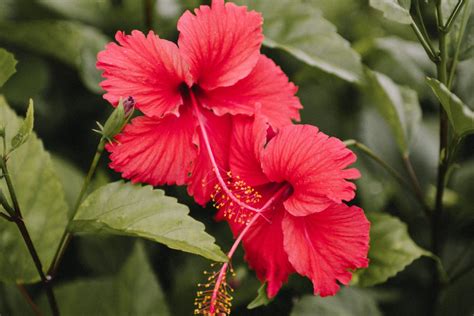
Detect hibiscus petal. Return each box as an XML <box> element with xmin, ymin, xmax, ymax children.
<box><xmin>282</xmin><ymin>204</ymin><xmax>370</xmax><ymax>297</ymax></box>
<box><xmin>187</xmin><ymin>110</ymin><xmax>232</xmax><ymax>206</ymax></box>
<box><xmin>97</xmin><ymin>30</ymin><xmax>191</xmax><ymax>118</ymax></box>
<box><xmin>177</xmin><ymin>0</ymin><xmax>263</xmax><ymax>91</ymax></box>
<box><xmin>238</xmin><ymin>205</ymin><xmax>294</xmax><ymax>298</ymax></box>
<box><xmin>261</xmin><ymin>125</ymin><xmax>360</xmax><ymax>216</ymax></box>
<box><xmin>199</xmin><ymin>55</ymin><xmax>301</xmax><ymax>128</ymax></box>
<box><xmin>106</xmin><ymin>107</ymin><xmax>197</xmax><ymax>186</ymax></box>
<box><xmin>229</xmin><ymin>114</ymin><xmax>269</xmax><ymax>187</ymax></box>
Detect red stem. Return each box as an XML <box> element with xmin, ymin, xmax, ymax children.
<box><xmin>190</xmin><ymin>92</ymin><xmax>269</xmax><ymax>215</ymax></box>
<box><xmin>190</xmin><ymin>91</ymin><xmax>290</xmax><ymax>314</ymax></box>
<box><xmin>208</xmin><ymin>184</ymin><xmax>289</xmax><ymax>314</ymax></box>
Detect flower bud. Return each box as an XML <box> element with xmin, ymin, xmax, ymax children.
<box><xmin>101</xmin><ymin>96</ymin><xmax>135</xmax><ymax>140</ymax></box>
<box><xmin>123</xmin><ymin>96</ymin><xmax>135</xmax><ymax>115</ymax></box>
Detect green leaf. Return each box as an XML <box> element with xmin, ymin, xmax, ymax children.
<box><xmin>457</xmin><ymin>59</ymin><xmax>474</xmax><ymax>107</ymax></box>
<box><xmin>0</xmin><ymin>48</ymin><xmax>16</xmax><ymax>87</ymax></box>
<box><xmin>426</xmin><ymin>184</ymin><xmax>459</xmax><ymax>208</ymax></box>
<box><xmin>40</xmin><ymin>242</ymin><xmax>170</xmax><ymax>316</ymax></box>
<box><xmin>77</xmin><ymin>235</ymin><xmax>134</xmax><ymax>276</ymax></box>
<box><xmin>0</xmin><ymin>284</ymin><xmax>35</xmax><ymax>316</ymax></box>
<box><xmin>438</xmin><ymin>261</ymin><xmax>474</xmax><ymax>316</ymax></box>
<box><xmin>0</xmin><ymin>96</ymin><xmax>68</xmax><ymax>283</ymax></box>
<box><xmin>2</xmin><ymin>55</ymin><xmax>50</xmax><ymax>107</ymax></box>
<box><xmin>51</xmin><ymin>156</ymin><xmax>110</xmax><ymax>217</ymax></box>
<box><xmin>51</xmin><ymin>156</ymin><xmax>84</xmax><ymax>213</ymax></box>
<box><xmin>70</xmin><ymin>181</ymin><xmax>228</xmax><ymax>262</ymax></box>
<box><xmin>235</xmin><ymin>0</ymin><xmax>364</xmax><ymax>83</ymax></box>
<box><xmin>445</xmin><ymin>0</ymin><xmax>473</xmax><ymax>61</ymax></box>
<box><xmin>38</xmin><ymin>0</ymin><xmax>115</xmax><ymax>25</ymax></box>
<box><xmin>451</xmin><ymin>160</ymin><xmax>474</xmax><ymax>218</ymax></box>
<box><xmin>352</xmin><ymin>212</ymin><xmax>430</xmax><ymax>287</ymax></box>
<box><xmin>373</xmin><ymin>37</ymin><xmax>435</xmax><ymax>95</ymax></box>
<box><xmin>0</xmin><ymin>20</ymin><xmax>108</xmax><ymax>93</ymax></box>
<box><xmin>355</xmin><ymin>159</ymin><xmax>397</xmax><ymax>212</ymax></box>
<box><xmin>364</xmin><ymin>69</ymin><xmax>422</xmax><ymax>156</ymax></box>
<box><xmin>442</xmin><ymin>0</ymin><xmax>460</xmax><ymax>24</ymax></box>
<box><xmin>369</xmin><ymin>0</ymin><xmax>413</xmax><ymax>24</ymax></box>
<box><xmin>37</xmin><ymin>0</ymin><xmax>151</xmax><ymax>33</ymax></box>
<box><xmin>459</xmin><ymin>6</ymin><xmax>474</xmax><ymax>60</ymax></box>
<box><xmin>291</xmin><ymin>287</ymin><xmax>382</xmax><ymax>316</ymax></box>
<box><xmin>10</xmin><ymin>99</ymin><xmax>33</xmax><ymax>151</ymax></box>
<box><xmin>247</xmin><ymin>283</ymin><xmax>271</xmax><ymax>309</ymax></box>
<box><xmin>426</xmin><ymin>77</ymin><xmax>474</xmax><ymax>138</ymax></box>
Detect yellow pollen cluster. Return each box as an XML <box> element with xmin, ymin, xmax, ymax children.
<box><xmin>194</xmin><ymin>263</ymin><xmax>236</xmax><ymax>316</ymax></box>
<box><xmin>210</xmin><ymin>171</ymin><xmax>262</xmax><ymax>225</ymax></box>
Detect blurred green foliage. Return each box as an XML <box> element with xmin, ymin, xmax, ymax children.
<box><xmin>0</xmin><ymin>0</ymin><xmax>473</xmax><ymax>315</ymax></box>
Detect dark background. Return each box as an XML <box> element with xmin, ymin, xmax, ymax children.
<box><xmin>0</xmin><ymin>0</ymin><xmax>473</xmax><ymax>315</ymax></box>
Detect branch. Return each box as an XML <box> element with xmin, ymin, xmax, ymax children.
<box><xmin>442</xmin><ymin>0</ymin><xmax>467</xmax><ymax>33</ymax></box>
<box><xmin>448</xmin><ymin>0</ymin><xmax>472</xmax><ymax>88</ymax></box>
<box><xmin>344</xmin><ymin>140</ymin><xmax>430</xmax><ymax>213</ymax></box>
<box><xmin>0</xmin><ymin>158</ymin><xmax>59</xmax><ymax>316</ymax></box>
<box><xmin>402</xmin><ymin>155</ymin><xmax>431</xmax><ymax>217</ymax></box>
<box><xmin>410</xmin><ymin>22</ymin><xmax>440</xmax><ymax>63</ymax></box>
<box><xmin>17</xmin><ymin>284</ymin><xmax>44</xmax><ymax>316</ymax></box>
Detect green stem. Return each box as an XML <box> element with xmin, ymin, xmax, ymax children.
<box><xmin>73</xmin><ymin>138</ymin><xmax>106</xmax><ymax>216</ymax></box>
<box><xmin>448</xmin><ymin>0</ymin><xmax>471</xmax><ymax>88</ymax></box>
<box><xmin>432</xmin><ymin>1</ymin><xmax>451</xmax><ymax>312</ymax></box>
<box><xmin>446</xmin><ymin>241</ymin><xmax>473</xmax><ymax>276</ymax></box>
<box><xmin>410</xmin><ymin>22</ymin><xmax>439</xmax><ymax>63</ymax></box>
<box><xmin>1</xmin><ymin>159</ymin><xmax>22</xmax><ymax>215</ymax></box>
<box><xmin>0</xmin><ymin>211</ymin><xmax>13</xmax><ymax>221</ymax></box>
<box><xmin>402</xmin><ymin>155</ymin><xmax>431</xmax><ymax>217</ymax></box>
<box><xmin>413</xmin><ymin>0</ymin><xmax>439</xmax><ymax>63</ymax></box>
<box><xmin>0</xmin><ymin>189</ymin><xmax>15</xmax><ymax>216</ymax></box>
<box><xmin>415</xmin><ymin>0</ymin><xmax>432</xmax><ymax>41</ymax></box>
<box><xmin>48</xmin><ymin>137</ymin><xmax>106</xmax><ymax>276</ymax></box>
<box><xmin>0</xmin><ymin>158</ymin><xmax>59</xmax><ymax>316</ymax></box>
<box><xmin>442</xmin><ymin>0</ymin><xmax>467</xmax><ymax>33</ymax></box>
<box><xmin>344</xmin><ymin>140</ymin><xmax>428</xmax><ymax>207</ymax></box>
<box><xmin>344</xmin><ymin>140</ymin><xmax>406</xmax><ymax>185</ymax></box>
<box><xmin>2</xmin><ymin>135</ymin><xmax>6</xmax><ymax>156</ymax></box>
<box><xmin>449</xmin><ymin>264</ymin><xmax>474</xmax><ymax>284</ymax></box>
<box><xmin>144</xmin><ymin>0</ymin><xmax>155</xmax><ymax>30</ymax></box>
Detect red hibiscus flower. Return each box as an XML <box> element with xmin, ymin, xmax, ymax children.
<box><xmin>214</xmin><ymin>115</ymin><xmax>370</xmax><ymax>300</ymax></box>
<box><xmin>96</xmin><ymin>0</ymin><xmax>302</xmax><ymax>205</ymax></box>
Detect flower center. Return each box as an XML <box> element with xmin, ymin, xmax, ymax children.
<box><xmin>280</xmin><ymin>182</ymin><xmax>294</xmax><ymax>201</ymax></box>
<box><xmin>211</xmin><ymin>172</ymin><xmax>262</xmax><ymax>225</ymax></box>
<box><xmin>179</xmin><ymin>82</ymin><xmax>205</xmax><ymax>104</ymax></box>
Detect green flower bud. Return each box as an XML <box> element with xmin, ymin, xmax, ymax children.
<box><xmin>101</xmin><ymin>96</ymin><xmax>135</xmax><ymax>140</ymax></box>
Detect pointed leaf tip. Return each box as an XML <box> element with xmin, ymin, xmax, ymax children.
<box><xmin>71</xmin><ymin>181</ymin><xmax>228</xmax><ymax>262</ymax></box>
<box><xmin>235</xmin><ymin>0</ymin><xmax>364</xmax><ymax>83</ymax></box>
<box><xmin>10</xmin><ymin>99</ymin><xmax>34</xmax><ymax>152</ymax></box>
<box><xmin>0</xmin><ymin>48</ymin><xmax>17</xmax><ymax>87</ymax></box>
<box><xmin>426</xmin><ymin>77</ymin><xmax>474</xmax><ymax>138</ymax></box>
<box><xmin>247</xmin><ymin>283</ymin><xmax>271</xmax><ymax>309</ymax></box>
<box><xmin>352</xmin><ymin>212</ymin><xmax>431</xmax><ymax>287</ymax></box>
<box><xmin>364</xmin><ymin>69</ymin><xmax>422</xmax><ymax>156</ymax></box>
<box><xmin>369</xmin><ymin>0</ymin><xmax>413</xmax><ymax>24</ymax></box>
